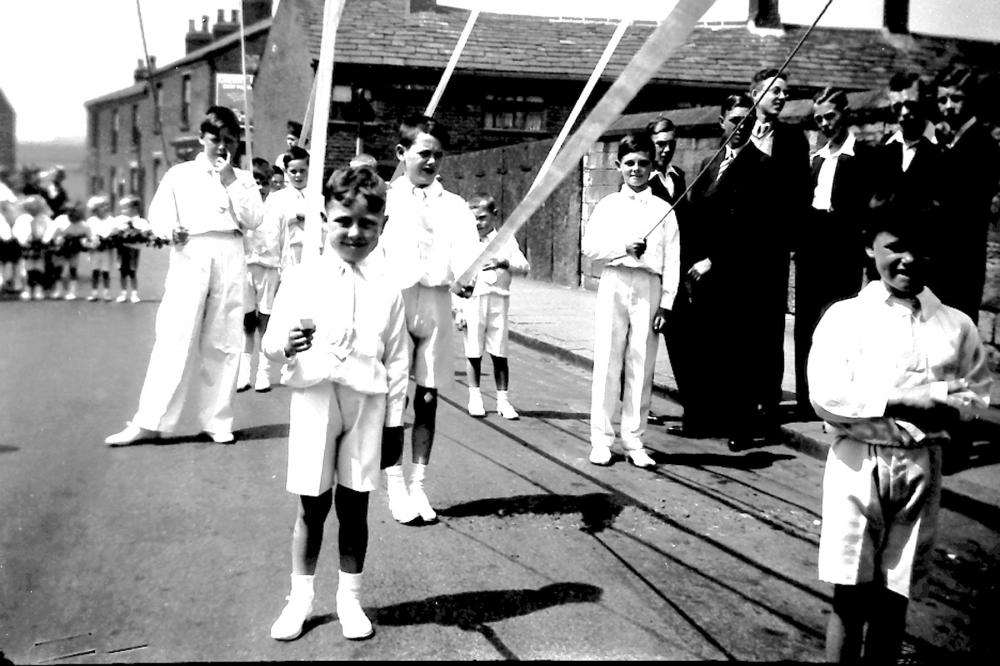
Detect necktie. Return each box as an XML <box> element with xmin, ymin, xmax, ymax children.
<box><xmin>753</xmin><ymin>122</ymin><xmax>771</xmax><ymax>138</ymax></box>
<box><xmin>716</xmin><ymin>149</ymin><xmax>736</xmax><ymax>181</ymax></box>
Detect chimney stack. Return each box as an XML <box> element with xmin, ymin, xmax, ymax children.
<box><xmin>185</xmin><ymin>15</ymin><xmax>213</xmax><ymax>53</ymax></box>
<box><xmin>212</xmin><ymin>8</ymin><xmax>238</xmax><ymax>40</ymax></box>
<box><xmin>242</xmin><ymin>0</ymin><xmax>273</xmax><ymax>25</ymax></box>
<box><xmin>134</xmin><ymin>58</ymin><xmax>148</xmax><ymax>82</ymax></box>
<box><xmin>749</xmin><ymin>0</ymin><xmax>782</xmax><ymax>30</ymax></box>
<box><xmin>883</xmin><ymin>0</ymin><xmax>910</xmax><ymax>34</ymax></box>
<box><xmin>408</xmin><ymin>0</ymin><xmax>438</xmax><ymax>13</ymax></box>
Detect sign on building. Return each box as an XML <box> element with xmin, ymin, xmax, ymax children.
<box><xmin>215</xmin><ymin>73</ymin><xmax>254</xmax><ymax>125</ymax></box>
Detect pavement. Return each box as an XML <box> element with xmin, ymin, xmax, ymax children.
<box><xmin>506</xmin><ymin>277</ymin><xmax>1000</xmax><ymax>529</ymax></box>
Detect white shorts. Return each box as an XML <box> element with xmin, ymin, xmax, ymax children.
<box><xmin>402</xmin><ymin>283</ymin><xmax>453</xmax><ymax>389</ymax></box>
<box><xmin>286</xmin><ymin>382</ymin><xmax>385</xmax><ymax>496</ymax></box>
<box><xmin>90</xmin><ymin>249</ymin><xmax>114</xmax><ymax>273</ymax></box>
<box><xmin>817</xmin><ymin>437</ymin><xmax>942</xmax><ymax>599</ymax></box>
<box><xmin>463</xmin><ymin>293</ymin><xmax>510</xmax><ymax>358</ymax></box>
<box><xmin>244</xmin><ymin>263</ymin><xmax>279</xmax><ymax>315</ymax></box>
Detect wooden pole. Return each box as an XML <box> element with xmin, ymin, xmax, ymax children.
<box><xmin>238</xmin><ymin>6</ymin><xmax>253</xmax><ymax>166</ymax></box>
<box><xmin>303</xmin><ymin>0</ymin><xmax>348</xmax><ymax>258</ymax></box>
<box><xmin>425</xmin><ymin>9</ymin><xmax>480</xmax><ymax>118</ymax></box>
<box><xmin>456</xmin><ymin>0</ymin><xmax>716</xmax><ymax>286</ymax></box>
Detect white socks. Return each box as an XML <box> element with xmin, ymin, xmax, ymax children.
<box><xmin>270</xmin><ymin>573</ymin><xmax>315</xmax><ymax>641</ymax></box>
<box><xmin>336</xmin><ymin>570</ymin><xmax>374</xmax><ymax>640</ymax></box>
<box><xmin>408</xmin><ymin>463</ymin><xmax>437</xmax><ymax>522</ymax></box>
<box><xmin>385</xmin><ymin>465</ymin><xmax>418</xmax><ymax>523</ymax></box>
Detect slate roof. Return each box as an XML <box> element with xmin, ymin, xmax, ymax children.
<box><xmin>302</xmin><ymin>0</ymin><xmax>1000</xmax><ymax>91</ymax></box>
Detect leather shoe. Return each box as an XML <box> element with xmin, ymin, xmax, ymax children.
<box><xmin>589</xmin><ymin>446</ymin><xmax>612</xmax><ymax>466</ymax></box>
<box><xmin>626</xmin><ymin>449</ymin><xmax>656</xmax><ymax>468</ymax></box>
<box><xmin>727</xmin><ymin>437</ymin><xmax>759</xmax><ymax>453</ymax></box>
<box><xmin>205</xmin><ymin>431</ymin><xmax>235</xmax><ymax>444</ymax></box>
<box><xmin>105</xmin><ymin>424</ymin><xmax>160</xmax><ymax>446</ymax></box>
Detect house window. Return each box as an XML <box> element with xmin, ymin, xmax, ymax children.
<box><xmin>111</xmin><ymin>108</ymin><xmax>120</xmax><ymax>154</ymax></box>
<box><xmin>153</xmin><ymin>83</ymin><xmax>163</xmax><ymax>135</ymax></box>
<box><xmin>180</xmin><ymin>75</ymin><xmax>192</xmax><ymax>129</ymax></box>
<box><xmin>108</xmin><ymin>166</ymin><xmax>117</xmax><ymax>200</ymax></box>
<box><xmin>131</xmin><ymin>104</ymin><xmax>141</xmax><ymax>149</ymax></box>
<box><xmin>129</xmin><ymin>162</ymin><xmax>143</xmax><ymax>195</ymax></box>
<box><xmin>483</xmin><ymin>95</ymin><xmax>546</xmax><ymax>131</ymax></box>
<box><xmin>88</xmin><ymin>110</ymin><xmax>100</xmax><ymax>149</ymax></box>
<box><xmin>329</xmin><ymin>85</ymin><xmax>375</xmax><ymax>123</ymax></box>
<box><xmin>152</xmin><ymin>156</ymin><xmax>162</xmax><ymax>188</ymax></box>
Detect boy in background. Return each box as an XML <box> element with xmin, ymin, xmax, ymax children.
<box><xmin>459</xmin><ymin>193</ymin><xmax>529</xmax><ymax>419</ymax></box>
<box><xmin>263</xmin><ymin>165</ymin><xmax>408</xmax><ymax>642</ymax></box>
<box><xmin>111</xmin><ymin>195</ymin><xmax>152</xmax><ymax>303</ymax></box>
<box><xmin>808</xmin><ymin>201</ymin><xmax>992</xmax><ymax>662</ymax></box>
<box><xmin>582</xmin><ymin>133</ymin><xmax>679</xmax><ymax>469</ymax></box>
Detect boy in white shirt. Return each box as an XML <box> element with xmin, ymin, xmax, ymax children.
<box><xmin>12</xmin><ymin>195</ymin><xmax>56</xmax><ymax>300</ymax></box>
<box><xmin>262</xmin><ymin>165</ymin><xmax>409</xmax><ymax>642</ymax></box>
<box><xmin>85</xmin><ymin>195</ymin><xmax>115</xmax><ymax>302</ymax></box>
<box><xmin>378</xmin><ymin>115</ymin><xmax>480</xmax><ymax>524</ymax></box>
<box><xmin>110</xmin><ymin>195</ymin><xmax>152</xmax><ymax>303</ymax></box>
<box><xmin>582</xmin><ymin>133</ymin><xmax>680</xmax><ymax>469</ymax></box>
<box><xmin>808</xmin><ymin>201</ymin><xmax>992</xmax><ymax>663</ymax></box>
<box><xmin>459</xmin><ymin>193</ymin><xmax>529</xmax><ymax>419</ymax></box>
<box><xmin>104</xmin><ymin>106</ymin><xmax>264</xmax><ymax>446</ymax></box>
<box><xmin>49</xmin><ymin>203</ymin><xmax>90</xmax><ymax>300</ymax></box>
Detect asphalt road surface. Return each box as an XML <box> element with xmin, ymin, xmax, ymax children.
<box><xmin>1</xmin><ymin>248</ymin><xmax>998</xmax><ymax>662</ymax></box>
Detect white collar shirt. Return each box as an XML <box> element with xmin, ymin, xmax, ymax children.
<box><xmin>581</xmin><ymin>185</ymin><xmax>681</xmax><ymax>309</ymax></box>
<box><xmin>808</xmin><ymin>281</ymin><xmax>992</xmax><ymax>446</ymax></box>
<box><xmin>886</xmin><ymin>121</ymin><xmax>938</xmax><ymax>172</ymax></box>
<box><xmin>147</xmin><ymin>152</ymin><xmax>263</xmax><ymax>239</ymax></box>
<box><xmin>261</xmin><ymin>251</ymin><xmax>411</xmax><ymax>427</ymax></box>
<box><xmin>471</xmin><ymin>229</ymin><xmax>530</xmax><ymax>297</ymax></box>
<box><xmin>653</xmin><ymin>165</ymin><xmax>682</xmax><ymax>198</ymax></box>
<box><xmin>751</xmin><ymin>118</ymin><xmax>775</xmax><ymax>156</ymax></box>
<box><xmin>380</xmin><ymin>176</ymin><xmax>481</xmax><ymax>290</ymax></box>
<box><xmin>250</xmin><ymin>185</ymin><xmax>322</xmax><ymax>270</ymax></box>
<box><xmin>811</xmin><ymin>131</ymin><xmax>857</xmax><ymax>211</ymax></box>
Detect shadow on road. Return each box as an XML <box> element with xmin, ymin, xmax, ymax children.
<box><xmin>234</xmin><ymin>423</ymin><xmax>289</xmax><ymax>442</ymax></box>
<box><xmin>439</xmin><ymin>492</ymin><xmax>629</xmax><ymax>534</ymax></box>
<box><xmin>514</xmin><ymin>409</ymin><xmax>589</xmax><ymax>420</ymax></box>
<box><xmin>0</xmin><ymin>445</ymin><xmax>19</xmax><ymax>454</ymax></box>
<box><xmin>651</xmin><ymin>449</ymin><xmax>795</xmax><ymax>471</ymax></box>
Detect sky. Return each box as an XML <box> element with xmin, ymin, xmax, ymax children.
<box><xmin>1</xmin><ymin>0</ymin><xmax>998</xmax><ymax>144</ymax></box>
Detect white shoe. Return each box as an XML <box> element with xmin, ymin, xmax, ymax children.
<box><xmin>386</xmin><ymin>475</ymin><xmax>418</xmax><ymax>523</ymax></box>
<box><xmin>237</xmin><ymin>353</ymin><xmax>252</xmax><ymax>392</ymax></box>
<box><xmin>129</xmin><ymin>293</ymin><xmax>141</xmax><ymax>304</ymax></box>
<box><xmin>589</xmin><ymin>445</ymin><xmax>612</xmax><ymax>466</ymax></box>
<box><xmin>105</xmin><ymin>424</ymin><xmax>160</xmax><ymax>446</ymax></box>
<box><xmin>409</xmin><ymin>485</ymin><xmax>437</xmax><ymax>523</ymax></box>
<box><xmin>467</xmin><ymin>391</ymin><xmax>486</xmax><ymax>417</ymax></box>
<box><xmin>86</xmin><ymin>293</ymin><xmax>98</xmax><ymax>302</ymax></box>
<box><xmin>496</xmin><ymin>400</ymin><xmax>519</xmax><ymax>420</ymax></box>
<box><xmin>205</xmin><ymin>431</ymin><xmax>235</xmax><ymax>444</ymax></box>
<box><xmin>51</xmin><ymin>286</ymin><xmax>64</xmax><ymax>299</ymax></box>
<box><xmin>336</xmin><ymin>591</ymin><xmax>374</xmax><ymax>640</ymax></box>
<box><xmin>115</xmin><ymin>292</ymin><xmax>128</xmax><ymax>303</ymax></box>
<box><xmin>19</xmin><ymin>290</ymin><xmax>30</xmax><ymax>301</ymax></box>
<box><xmin>254</xmin><ymin>372</ymin><xmax>271</xmax><ymax>393</ymax></box>
<box><xmin>270</xmin><ymin>594</ymin><xmax>313</xmax><ymax>641</ymax></box>
<box><xmin>64</xmin><ymin>292</ymin><xmax>76</xmax><ymax>301</ymax></box>
<box><xmin>33</xmin><ymin>286</ymin><xmax>44</xmax><ymax>300</ymax></box>
<box><xmin>626</xmin><ymin>449</ymin><xmax>657</xmax><ymax>469</ymax></box>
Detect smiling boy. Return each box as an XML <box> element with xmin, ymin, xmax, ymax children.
<box><xmin>582</xmin><ymin>133</ymin><xmax>680</xmax><ymax>469</ymax></box>
<box><xmin>808</xmin><ymin>200</ymin><xmax>992</xmax><ymax>662</ymax></box>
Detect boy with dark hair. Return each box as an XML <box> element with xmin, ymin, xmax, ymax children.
<box><xmin>263</xmin><ymin>165</ymin><xmax>409</xmax><ymax>642</ymax></box>
<box><xmin>251</xmin><ymin>157</ymin><xmax>272</xmax><ymax>201</ymax></box>
<box><xmin>110</xmin><ymin>195</ymin><xmax>152</xmax><ymax>303</ymax></box>
<box><xmin>459</xmin><ymin>193</ymin><xmax>529</xmax><ymax>419</ymax></box>
<box><xmin>582</xmin><ymin>133</ymin><xmax>679</xmax><ymax>468</ymax></box>
<box><xmin>808</xmin><ymin>200</ymin><xmax>992</xmax><ymax>663</ymax></box>
<box><xmin>105</xmin><ymin>105</ymin><xmax>264</xmax><ymax>446</ymax></box>
<box><xmin>270</xmin><ymin>164</ymin><xmax>286</xmax><ymax>192</ymax></box>
<box><xmin>378</xmin><ymin>115</ymin><xmax>480</xmax><ymax>523</ymax></box>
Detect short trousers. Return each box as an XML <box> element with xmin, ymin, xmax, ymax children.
<box><xmin>244</xmin><ymin>263</ymin><xmax>279</xmax><ymax>315</ymax></box>
<box><xmin>463</xmin><ymin>293</ymin><xmax>510</xmax><ymax>358</ymax></box>
<box><xmin>90</xmin><ymin>249</ymin><xmax>114</xmax><ymax>273</ymax></box>
<box><xmin>402</xmin><ymin>283</ymin><xmax>453</xmax><ymax>389</ymax></box>
<box><xmin>817</xmin><ymin>437</ymin><xmax>942</xmax><ymax>599</ymax></box>
<box><xmin>286</xmin><ymin>382</ymin><xmax>385</xmax><ymax>495</ymax></box>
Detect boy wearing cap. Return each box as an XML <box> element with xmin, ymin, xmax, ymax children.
<box><xmin>105</xmin><ymin>106</ymin><xmax>264</xmax><ymax>446</ymax></box>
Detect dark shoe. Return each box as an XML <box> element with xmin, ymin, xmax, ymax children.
<box><xmin>727</xmin><ymin>437</ymin><xmax>760</xmax><ymax>453</ymax></box>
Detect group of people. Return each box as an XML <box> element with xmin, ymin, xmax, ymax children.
<box><xmin>60</xmin><ymin>56</ymin><xmax>995</xmax><ymax>660</ymax></box>
<box><xmin>583</xmin><ymin>63</ymin><xmax>996</xmax><ymax>662</ymax></box>
<box><xmin>0</xmin><ymin>166</ymin><xmax>161</xmax><ymax>302</ymax></box>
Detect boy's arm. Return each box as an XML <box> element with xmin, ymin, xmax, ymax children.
<box><xmin>261</xmin><ymin>270</ymin><xmax>297</xmax><ymax>363</ymax></box>
<box><xmin>504</xmin><ymin>238</ymin><xmax>530</xmax><ymax>275</ymax></box>
<box><xmin>382</xmin><ymin>292</ymin><xmax>412</xmax><ymax>428</ymax></box>
<box><xmin>658</xmin><ymin>209</ymin><xmax>680</xmax><ymax>310</ymax></box>
<box><xmin>581</xmin><ymin>197</ymin><xmax>627</xmax><ymax>261</ymax></box>
<box><xmin>227</xmin><ymin>171</ymin><xmax>265</xmax><ymax>231</ymax></box>
<box><xmin>147</xmin><ymin>170</ymin><xmax>179</xmax><ymax>240</ymax></box>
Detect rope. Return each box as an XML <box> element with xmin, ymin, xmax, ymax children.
<box><xmin>425</xmin><ymin>10</ymin><xmax>480</xmax><ymax>118</ymax></box>
<box><xmin>238</xmin><ymin>7</ymin><xmax>253</xmax><ymax>165</ymax></box>
<box><xmin>636</xmin><ymin>0</ymin><xmax>836</xmax><ymax>242</ymax></box>
<box><xmin>530</xmin><ymin>18</ymin><xmax>631</xmax><ymax>192</ymax></box>
<box><xmin>134</xmin><ymin>0</ymin><xmax>171</xmax><ymax>167</ymax></box>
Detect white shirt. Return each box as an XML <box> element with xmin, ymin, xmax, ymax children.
<box><xmin>86</xmin><ymin>215</ymin><xmax>116</xmax><ymax>241</ymax></box>
<box><xmin>581</xmin><ymin>185</ymin><xmax>681</xmax><ymax>309</ymax></box>
<box><xmin>261</xmin><ymin>251</ymin><xmax>410</xmax><ymax>427</ymax></box>
<box><xmin>147</xmin><ymin>152</ymin><xmax>263</xmax><ymax>239</ymax></box>
<box><xmin>112</xmin><ymin>214</ymin><xmax>152</xmax><ymax>234</ymax></box>
<box><xmin>379</xmin><ymin>177</ymin><xmax>481</xmax><ymax>290</ymax></box>
<box><xmin>252</xmin><ymin>185</ymin><xmax>321</xmax><ymax>270</ymax></box>
<box><xmin>470</xmin><ymin>229</ymin><xmax>529</xmax><ymax>297</ymax></box>
<box><xmin>886</xmin><ymin>121</ymin><xmax>938</xmax><ymax>172</ymax></box>
<box><xmin>808</xmin><ymin>281</ymin><xmax>992</xmax><ymax>446</ymax></box>
<box><xmin>751</xmin><ymin>119</ymin><xmax>774</xmax><ymax>156</ymax></box>
<box><xmin>13</xmin><ymin>213</ymin><xmax>57</xmax><ymax>245</ymax></box>
<box><xmin>811</xmin><ymin>131</ymin><xmax>857</xmax><ymax>211</ymax></box>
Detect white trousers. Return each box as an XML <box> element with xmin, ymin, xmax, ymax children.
<box><xmin>590</xmin><ymin>266</ymin><xmax>660</xmax><ymax>450</ymax></box>
<box><xmin>132</xmin><ymin>233</ymin><xmax>246</xmax><ymax>434</ymax></box>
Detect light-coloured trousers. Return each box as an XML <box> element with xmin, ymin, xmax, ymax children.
<box><xmin>132</xmin><ymin>233</ymin><xmax>246</xmax><ymax>434</ymax></box>
<box><xmin>590</xmin><ymin>266</ymin><xmax>660</xmax><ymax>450</ymax></box>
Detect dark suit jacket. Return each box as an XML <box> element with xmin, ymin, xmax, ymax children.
<box><xmin>803</xmin><ymin>139</ymin><xmax>877</xmax><ymax>262</ymax></box>
<box><xmin>873</xmin><ymin>136</ymin><xmax>945</xmax><ymax>210</ymax></box>
<box><xmin>649</xmin><ymin>166</ymin><xmax>693</xmax><ymax>267</ymax></box>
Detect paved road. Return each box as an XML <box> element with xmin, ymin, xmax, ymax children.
<box><xmin>1</xmin><ymin>248</ymin><xmax>998</xmax><ymax>662</ymax></box>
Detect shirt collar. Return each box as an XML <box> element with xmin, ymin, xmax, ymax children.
<box><xmin>861</xmin><ymin>280</ymin><xmax>940</xmax><ymax>320</ymax></box>
<box><xmin>620</xmin><ymin>184</ymin><xmax>653</xmax><ymax>200</ymax></box>
<box><xmin>816</xmin><ymin>130</ymin><xmax>857</xmax><ymax>160</ymax></box>
<box><xmin>195</xmin><ymin>152</ymin><xmax>216</xmax><ymax>173</ymax></box>
<box><xmin>393</xmin><ymin>175</ymin><xmax>444</xmax><ymax>200</ymax></box>
<box><xmin>753</xmin><ymin>119</ymin><xmax>773</xmax><ymax>137</ymax></box>
<box><xmin>886</xmin><ymin>121</ymin><xmax>938</xmax><ymax>147</ymax></box>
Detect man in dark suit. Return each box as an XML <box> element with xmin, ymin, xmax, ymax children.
<box><xmin>687</xmin><ymin>94</ymin><xmax>779</xmax><ymax>449</ymax></box>
<box><xmin>794</xmin><ymin>87</ymin><xmax>875</xmax><ymax>418</ymax></box>
<box><xmin>933</xmin><ymin>63</ymin><xmax>1000</xmax><ymax>322</ymax></box>
<box><xmin>747</xmin><ymin>68</ymin><xmax>812</xmax><ymax>430</ymax></box>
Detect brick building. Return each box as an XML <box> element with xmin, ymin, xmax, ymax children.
<box><xmin>83</xmin><ymin>1</ymin><xmax>273</xmax><ymax>211</ymax></box>
<box><xmin>0</xmin><ymin>88</ymin><xmax>14</xmax><ymax>172</ymax></box>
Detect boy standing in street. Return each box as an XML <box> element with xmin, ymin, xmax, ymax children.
<box><xmin>105</xmin><ymin>106</ymin><xmax>264</xmax><ymax>446</ymax></box>
<box><xmin>378</xmin><ymin>115</ymin><xmax>480</xmax><ymax>524</ymax></box>
<box><xmin>459</xmin><ymin>193</ymin><xmax>529</xmax><ymax>420</ymax></box>
<box><xmin>582</xmin><ymin>133</ymin><xmax>680</xmax><ymax>469</ymax></box>
<box><xmin>263</xmin><ymin>165</ymin><xmax>409</xmax><ymax>642</ymax></box>
<box><xmin>808</xmin><ymin>201</ymin><xmax>992</xmax><ymax>663</ymax></box>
